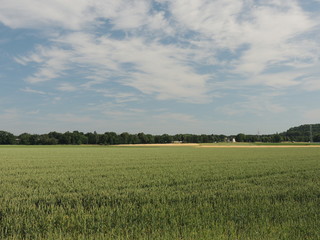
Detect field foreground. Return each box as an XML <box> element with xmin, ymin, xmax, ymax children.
<box><xmin>0</xmin><ymin>146</ymin><xmax>319</xmax><ymax>239</ymax></box>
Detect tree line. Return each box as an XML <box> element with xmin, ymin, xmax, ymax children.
<box><xmin>280</xmin><ymin>124</ymin><xmax>320</xmax><ymax>142</ymax></box>
<box><xmin>0</xmin><ymin>131</ymin><xmax>320</xmax><ymax>145</ymax></box>
<box><xmin>0</xmin><ymin>131</ymin><xmax>227</xmax><ymax>145</ymax></box>
<box><xmin>1</xmin><ymin>125</ymin><xmax>319</xmax><ymax>145</ymax></box>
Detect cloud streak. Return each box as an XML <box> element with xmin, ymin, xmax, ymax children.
<box><xmin>16</xmin><ymin>31</ymin><xmax>212</xmax><ymax>103</ymax></box>
<box><xmin>9</xmin><ymin>1</ymin><xmax>318</xmax><ymax>89</ymax></box>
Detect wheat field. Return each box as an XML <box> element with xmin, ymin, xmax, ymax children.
<box><xmin>0</xmin><ymin>145</ymin><xmax>319</xmax><ymax>239</ymax></box>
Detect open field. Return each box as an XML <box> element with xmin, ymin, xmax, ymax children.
<box><xmin>0</xmin><ymin>146</ymin><xmax>320</xmax><ymax>239</ymax></box>
<box><xmin>116</xmin><ymin>143</ymin><xmax>200</xmax><ymax>147</ymax></box>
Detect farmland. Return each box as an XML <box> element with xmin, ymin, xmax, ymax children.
<box><xmin>0</xmin><ymin>145</ymin><xmax>319</xmax><ymax>239</ymax></box>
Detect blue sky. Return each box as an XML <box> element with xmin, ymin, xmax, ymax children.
<box><xmin>1</xmin><ymin>0</ymin><xmax>320</xmax><ymax>135</ymax></box>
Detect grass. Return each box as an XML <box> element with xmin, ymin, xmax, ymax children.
<box><xmin>0</xmin><ymin>146</ymin><xmax>319</xmax><ymax>239</ymax></box>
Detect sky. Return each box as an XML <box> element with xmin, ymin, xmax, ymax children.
<box><xmin>0</xmin><ymin>0</ymin><xmax>320</xmax><ymax>135</ymax></box>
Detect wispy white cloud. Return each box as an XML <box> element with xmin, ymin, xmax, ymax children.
<box><xmin>107</xmin><ymin>1</ymin><xmax>150</xmax><ymax>30</ymax></box>
<box><xmin>21</xmin><ymin>87</ymin><xmax>47</xmax><ymax>95</ymax></box>
<box><xmin>152</xmin><ymin>112</ymin><xmax>198</xmax><ymax>123</ymax></box>
<box><xmin>219</xmin><ymin>91</ymin><xmax>286</xmax><ymax>117</ymax></box>
<box><xmin>167</xmin><ymin>0</ymin><xmax>319</xmax><ymax>88</ymax></box>
<box><xmin>93</xmin><ymin>88</ymin><xmax>140</xmax><ymax>103</ymax></box>
<box><xmin>16</xmin><ymin>32</ymin><xmax>212</xmax><ymax>103</ymax></box>
<box><xmin>249</xmin><ymin>72</ymin><xmax>302</xmax><ymax>88</ymax></box>
<box><xmin>48</xmin><ymin>113</ymin><xmax>96</xmax><ymax>124</ymax></box>
<box><xmin>57</xmin><ymin>83</ymin><xmax>77</xmax><ymax>92</ymax></box>
<box><xmin>15</xmin><ymin>46</ymin><xmax>72</xmax><ymax>83</ymax></box>
<box><xmin>11</xmin><ymin>0</ymin><xmax>318</xmax><ymax>95</ymax></box>
<box><xmin>27</xmin><ymin>110</ymin><xmax>40</xmax><ymax>115</ymax></box>
<box><xmin>86</xmin><ymin>102</ymin><xmax>145</xmax><ymax>120</ymax></box>
<box><xmin>0</xmin><ymin>0</ymin><xmax>173</xmax><ymax>35</ymax></box>
<box><xmin>0</xmin><ymin>109</ymin><xmax>19</xmax><ymax>121</ymax></box>
<box><xmin>0</xmin><ymin>0</ymin><xmax>95</xmax><ymax>30</ymax></box>
<box><xmin>301</xmin><ymin>76</ymin><xmax>320</xmax><ymax>91</ymax></box>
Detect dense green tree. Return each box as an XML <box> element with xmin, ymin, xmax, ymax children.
<box><xmin>200</xmin><ymin>134</ymin><xmax>209</xmax><ymax>143</ymax></box>
<box><xmin>161</xmin><ymin>134</ymin><xmax>172</xmax><ymax>143</ymax></box>
<box><xmin>272</xmin><ymin>133</ymin><xmax>282</xmax><ymax>143</ymax></box>
<box><xmin>129</xmin><ymin>134</ymin><xmax>140</xmax><ymax>144</ymax></box>
<box><xmin>48</xmin><ymin>132</ymin><xmax>63</xmax><ymax>143</ymax></box>
<box><xmin>98</xmin><ymin>133</ymin><xmax>108</xmax><ymax>144</ymax></box>
<box><xmin>61</xmin><ymin>132</ymin><xmax>72</xmax><ymax>144</ymax></box>
<box><xmin>38</xmin><ymin>134</ymin><xmax>58</xmax><ymax>145</ymax></box>
<box><xmin>217</xmin><ymin>135</ymin><xmax>226</xmax><ymax>142</ymax></box>
<box><xmin>86</xmin><ymin>131</ymin><xmax>99</xmax><ymax>144</ymax></box>
<box><xmin>137</xmin><ymin>132</ymin><xmax>147</xmax><ymax>144</ymax></box>
<box><xmin>18</xmin><ymin>133</ymin><xmax>31</xmax><ymax>145</ymax></box>
<box><xmin>119</xmin><ymin>132</ymin><xmax>130</xmax><ymax>144</ymax></box>
<box><xmin>235</xmin><ymin>133</ymin><xmax>246</xmax><ymax>142</ymax></box>
<box><xmin>0</xmin><ymin>131</ymin><xmax>15</xmax><ymax>144</ymax></box>
<box><xmin>29</xmin><ymin>134</ymin><xmax>40</xmax><ymax>145</ymax></box>
<box><xmin>104</xmin><ymin>132</ymin><xmax>118</xmax><ymax>145</ymax></box>
<box><xmin>282</xmin><ymin>124</ymin><xmax>320</xmax><ymax>142</ymax></box>
<box><xmin>313</xmin><ymin>134</ymin><xmax>320</xmax><ymax>142</ymax></box>
<box><xmin>145</xmin><ymin>134</ymin><xmax>154</xmax><ymax>143</ymax></box>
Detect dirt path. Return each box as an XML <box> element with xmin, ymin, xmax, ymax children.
<box><xmin>117</xmin><ymin>143</ymin><xmax>320</xmax><ymax>148</ymax></box>
<box><xmin>199</xmin><ymin>145</ymin><xmax>320</xmax><ymax>148</ymax></box>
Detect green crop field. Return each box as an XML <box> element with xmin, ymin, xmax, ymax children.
<box><xmin>0</xmin><ymin>145</ymin><xmax>319</xmax><ymax>239</ymax></box>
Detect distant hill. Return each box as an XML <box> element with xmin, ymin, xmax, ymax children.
<box><xmin>281</xmin><ymin>124</ymin><xmax>320</xmax><ymax>142</ymax></box>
